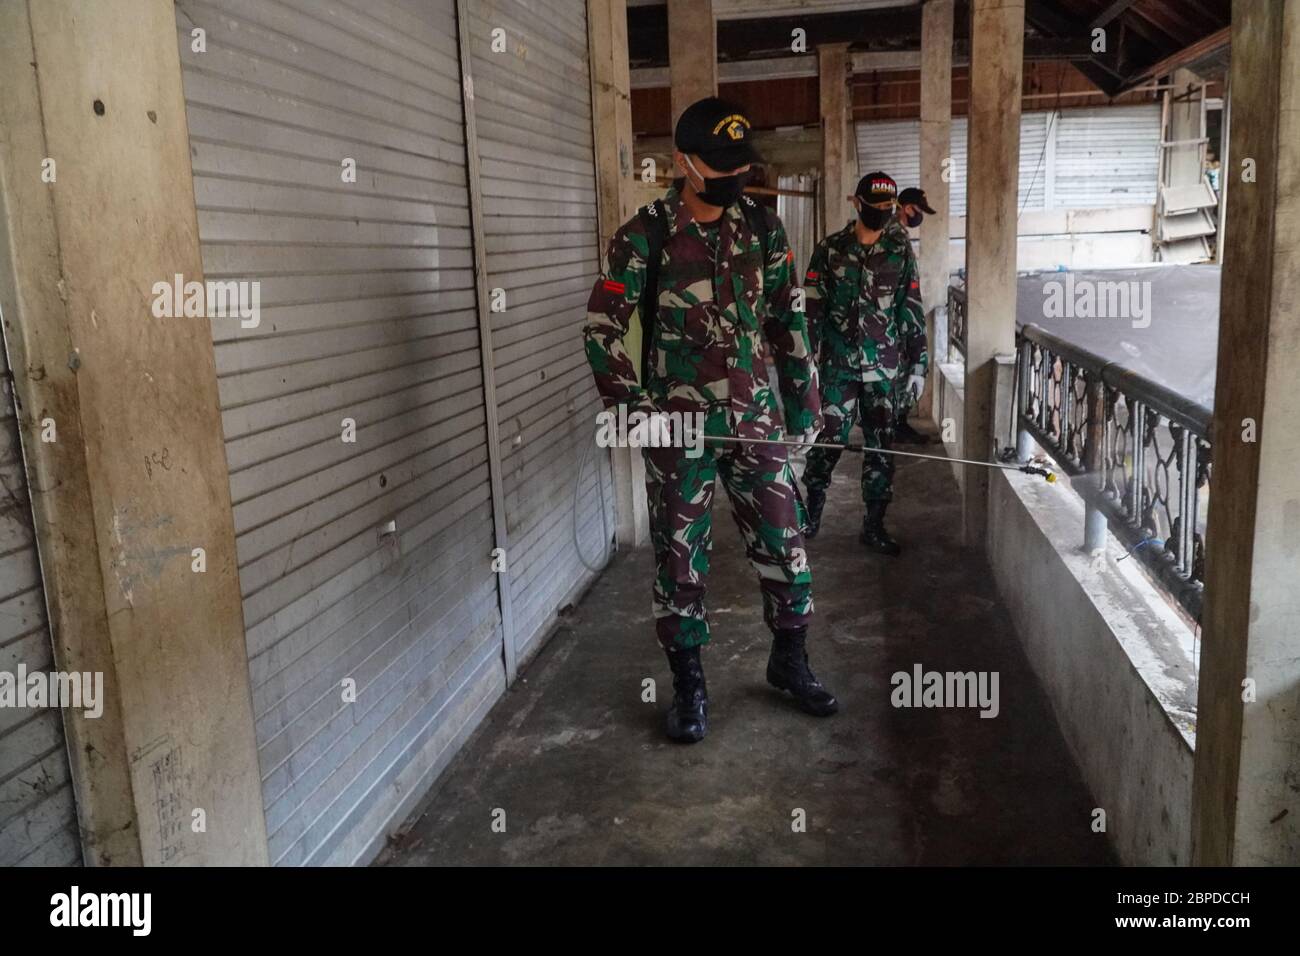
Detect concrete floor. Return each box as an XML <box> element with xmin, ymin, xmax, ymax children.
<box><xmin>380</xmin><ymin>433</ymin><xmax>1115</xmax><ymax>866</ymax></box>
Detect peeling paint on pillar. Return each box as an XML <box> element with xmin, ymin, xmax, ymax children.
<box><xmin>0</xmin><ymin>0</ymin><xmax>268</xmax><ymax>865</ymax></box>
<box><xmin>962</xmin><ymin>0</ymin><xmax>1024</xmax><ymax>549</ymax></box>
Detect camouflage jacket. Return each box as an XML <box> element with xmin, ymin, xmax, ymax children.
<box><xmin>583</xmin><ymin>186</ymin><xmax>821</xmax><ymax>440</ymax></box>
<box><xmin>805</xmin><ymin>220</ymin><xmax>927</xmax><ymax>385</ymax></box>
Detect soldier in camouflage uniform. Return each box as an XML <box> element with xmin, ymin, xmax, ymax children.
<box><xmin>583</xmin><ymin>97</ymin><xmax>838</xmax><ymax>743</ymax></box>
<box><xmin>801</xmin><ymin>172</ymin><xmax>928</xmax><ymax>556</ymax></box>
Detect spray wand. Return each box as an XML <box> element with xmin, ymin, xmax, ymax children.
<box><xmin>701</xmin><ymin>434</ymin><xmax>1057</xmax><ymax>483</ymax></box>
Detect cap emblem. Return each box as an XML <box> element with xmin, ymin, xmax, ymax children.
<box><xmin>712</xmin><ymin>114</ymin><xmax>751</xmax><ymax>140</ymax></box>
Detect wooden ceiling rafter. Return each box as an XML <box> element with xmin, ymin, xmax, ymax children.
<box><xmin>627</xmin><ymin>1</ymin><xmax>1230</xmax><ymax>99</ymax></box>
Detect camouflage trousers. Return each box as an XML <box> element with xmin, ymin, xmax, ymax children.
<box><xmin>804</xmin><ymin>378</ymin><xmax>897</xmax><ymax>503</ymax></box>
<box><xmin>644</xmin><ymin>441</ymin><xmax>813</xmax><ymax>649</ymax></box>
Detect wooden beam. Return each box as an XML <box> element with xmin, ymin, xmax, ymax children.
<box><xmin>1023</xmin><ymin>1</ymin><xmax>1125</xmax><ymax>95</ymax></box>
<box><xmin>962</xmin><ymin>0</ymin><xmax>1024</xmax><ymax>547</ymax></box>
<box><xmin>587</xmin><ymin>0</ymin><xmax>649</xmax><ymax>549</ymax></box>
<box><xmin>917</xmin><ymin>0</ymin><xmax>954</xmax><ymax>420</ymax></box>
<box><xmin>0</xmin><ymin>0</ymin><xmax>268</xmax><ymax>866</ymax></box>
<box><xmin>1090</xmin><ymin>0</ymin><xmax>1139</xmax><ymax>29</ymax></box>
<box><xmin>668</xmin><ymin>0</ymin><xmax>717</xmax><ymax>127</ymax></box>
<box><xmin>1128</xmin><ymin>3</ymin><xmax>1194</xmax><ymax>47</ymax></box>
<box><xmin>1130</xmin><ymin>26</ymin><xmax>1231</xmax><ymax>86</ymax></box>
<box><xmin>818</xmin><ymin>43</ymin><xmax>851</xmax><ymax>232</ymax></box>
<box><xmin>1137</xmin><ymin>0</ymin><xmax>1208</xmax><ymax>48</ymax></box>
<box><xmin>1192</xmin><ymin>0</ymin><xmax>1300</xmax><ymax>867</ymax></box>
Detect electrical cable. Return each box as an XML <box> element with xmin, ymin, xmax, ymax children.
<box><xmin>573</xmin><ymin>432</ymin><xmax>614</xmax><ymax>573</ymax></box>
<box><xmin>1019</xmin><ymin>64</ymin><xmax>1066</xmax><ymax>219</ymax></box>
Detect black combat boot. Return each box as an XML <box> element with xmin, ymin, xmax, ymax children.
<box><xmin>860</xmin><ymin>501</ymin><xmax>901</xmax><ymax>556</ymax></box>
<box><xmin>663</xmin><ymin>644</ymin><xmax>708</xmax><ymax>743</ymax></box>
<box><xmin>802</xmin><ymin>482</ymin><xmax>827</xmax><ymax>539</ymax></box>
<box><xmin>766</xmin><ymin>626</ymin><xmax>839</xmax><ymax>717</ymax></box>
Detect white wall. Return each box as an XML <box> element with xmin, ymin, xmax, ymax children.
<box><xmin>988</xmin><ymin>469</ymin><xmax>1195</xmax><ymax>865</ymax></box>
<box><xmin>932</xmin><ymin>361</ymin><xmax>1197</xmax><ymax>864</ymax></box>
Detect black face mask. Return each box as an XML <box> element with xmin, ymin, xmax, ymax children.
<box><xmin>905</xmin><ymin>211</ymin><xmax>924</xmax><ymax>228</ymax></box>
<box><xmin>686</xmin><ymin>157</ymin><xmax>748</xmax><ymax>208</ymax></box>
<box><xmin>858</xmin><ymin>203</ymin><xmax>893</xmax><ymax>231</ymax></box>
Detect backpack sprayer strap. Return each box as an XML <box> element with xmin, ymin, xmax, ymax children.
<box><xmin>636</xmin><ymin>195</ymin><xmax>772</xmax><ymax>387</ymax></box>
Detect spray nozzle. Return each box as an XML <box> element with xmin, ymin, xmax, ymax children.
<box><xmin>1020</xmin><ymin>465</ymin><xmax>1057</xmax><ymax>483</ymax></box>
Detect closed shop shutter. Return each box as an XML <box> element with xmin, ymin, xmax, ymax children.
<box><xmin>947</xmin><ymin>116</ymin><xmax>967</xmax><ymax>217</ymax></box>
<box><xmin>777</xmin><ymin>173</ymin><xmax>817</xmax><ymax>282</ymax></box>
<box><xmin>1055</xmin><ymin>104</ymin><xmax>1161</xmax><ymax>208</ymax></box>
<box><xmin>947</xmin><ymin>113</ymin><xmax>1047</xmax><ymax>217</ymax></box>
<box><xmin>467</xmin><ymin>0</ymin><xmax>613</xmax><ymax>664</ymax></box>
<box><xmin>855</xmin><ymin>118</ymin><xmax>921</xmax><ymax>215</ymax></box>
<box><xmin>0</xmin><ymin>359</ymin><xmax>81</xmax><ymax>866</ymax></box>
<box><xmin>178</xmin><ymin>0</ymin><xmax>506</xmax><ymax>865</ymax></box>
<box><xmin>858</xmin><ymin>107</ymin><xmax>1156</xmax><ymax>219</ymax></box>
<box><xmin>1017</xmin><ymin>110</ymin><xmax>1051</xmax><ymax>212</ymax></box>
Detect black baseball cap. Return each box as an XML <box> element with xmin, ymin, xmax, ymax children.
<box><xmin>899</xmin><ymin>187</ymin><xmax>937</xmax><ymax>214</ymax></box>
<box><xmin>855</xmin><ymin>171</ymin><xmax>898</xmax><ymax>204</ymax></box>
<box><xmin>674</xmin><ymin>97</ymin><xmax>762</xmax><ymax>170</ymax></box>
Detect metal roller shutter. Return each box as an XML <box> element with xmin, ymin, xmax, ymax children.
<box><xmin>777</xmin><ymin>173</ymin><xmax>817</xmax><ymax>284</ymax></box>
<box><xmin>947</xmin><ymin>113</ymin><xmax>1046</xmax><ymax>217</ymax></box>
<box><xmin>855</xmin><ymin>118</ymin><xmax>921</xmax><ymax>206</ymax></box>
<box><xmin>177</xmin><ymin>0</ymin><xmax>506</xmax><ymax>866</ymax></box>
<box><xmin>948</xmin><ymin>116</ymin><xmax>968</xmax><ymax>217</ymax></box>
<box><xmin>467</xmin><ymin>0</ymin><xmax>613</xmax><ymax>664</ymax></box>
<box><xmin>857</xmin><ymin>109</ymin><xmax>1092</xmax><ymax>217</ymax></box>
<box><xmin>1017</xmin><ymin>111</ymin><xmax>1050</xmax><ymax>212</ymax></box>
<box><xmin>1055</xmin><ymin>104</ymin><xmax>1161</xmax><ymax>208</ymax></box>
<box><xmin>0</xmin><ymin>354</ymin><xmax>82</xmax><ymax>867</ymax></box>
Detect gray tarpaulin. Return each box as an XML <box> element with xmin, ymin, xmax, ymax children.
<box><xmin>1015</xmin><ymin>264</ymin><xmax>1222</xmax><ymax>412</ymax></box>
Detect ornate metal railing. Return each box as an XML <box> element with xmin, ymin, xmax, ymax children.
<box><xmin>947</xmin><ymin>282</ymin><xmax>967</xmax><ymax>358</ymax></box>
<box><xmin>1016</xmin><ymin>323</ymin><xmax>1210</xmax><ymax>621</ymax></box>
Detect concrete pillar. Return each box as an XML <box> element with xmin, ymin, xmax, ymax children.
<box><xmin>1192</xmin><ymin>0</ymin><xmax>1300</xmax><ymax>866</ymax></box>
<box><xmin>668</xmin><ymin>0</ymin><xmax>716</xmax><ymax>129</ymax></box>
<box><xmin>819</xmin><ymin>44</ymin><xmax>852</xmax><ymax>235</ymax></box>
<box><xmin>842</xmin><ymin>90</ymin><xmax>858</xmax><ymax>215</ymax></box>
<box><xmin>0</xmin><ymin>0</ymin><xmax>267</xmax><ymax>865</ymax></box>
<box><xmin>588</xmin><ymin>0</ymin><xmax>648</xmax><ymax>547</ymax></box>
<box><xmin>961</xmin><ymin>0</ymin><xmax>1023</xmax><ymax>548</ymax></box>
<box><xmin>918</xmin><ymin>0</ymin><xmax>954</xmax><ymax>420</ymax></box>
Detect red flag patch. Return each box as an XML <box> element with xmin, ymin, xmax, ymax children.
<box><xmin>805</xmin><ymin>271</ymin><xmax>820</xmax><ymax>282</ymax></box>
<box><xmin>603</xmin><ymin>279</ymin><xmax>626</xmax><ymax>294</ymax></box>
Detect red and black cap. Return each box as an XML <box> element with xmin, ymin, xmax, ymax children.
<box><xmin>855</xmin><ymin>171</ymin><xmax>898</xmax><ymax>204</ymax></box>
<box><xmin>899</xmin><ymin>187</ymin><xmax>937</xmax><ymax>214</ymax></box>
<box><xmin>674</xmin><ymin>97</ymin><xmax>762</xmax><ymax>171</ymax></box>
